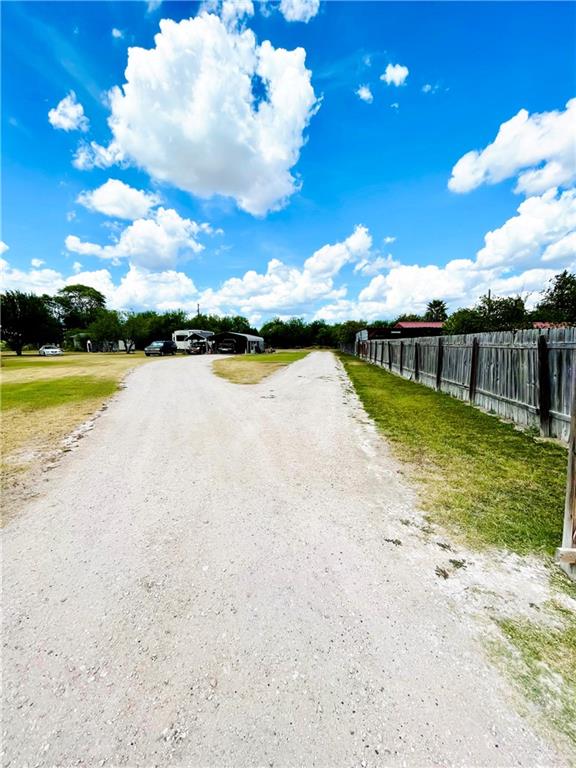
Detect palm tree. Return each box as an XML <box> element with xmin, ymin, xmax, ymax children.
<box><xmin>424</xmin><ymin>299</ymin><xmax>448</xmax><ymax>321</ymax></box>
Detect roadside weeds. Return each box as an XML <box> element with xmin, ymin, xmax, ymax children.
<box><xmin>338</xmin><ymin>352</ymin><xmax>576</xmax><ymax>755</ymax></box>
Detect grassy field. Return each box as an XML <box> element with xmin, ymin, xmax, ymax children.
<box><xmin>212</xmin><ymin>350</ymin><xmax>311</xmax><ymax>384</ymax></box>
<box><xmin>339</xmin><ymin>352</ymin><xmax>575</xmax><ymax>751</ymax></box>
<box><xmin>1</xmin><ymin>352</ymin><xmax>150</xmax><ymax>498</ymax></box>
<box><xmin>338</xmin><ymin>354</ymin><xmax>567</xmax><ymax>556</ymax></box>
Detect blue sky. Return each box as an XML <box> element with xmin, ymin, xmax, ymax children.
<box><xmin>2</xmin><ymin>0</ymin><xmax>575</xmax><ymax>325</ymax></box>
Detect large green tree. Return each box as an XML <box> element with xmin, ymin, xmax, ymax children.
<box><xmin>1</xmin><ymin>290</ymin><xmax>62</xmax><ymax>355</ymax></box>
<box><xmin>218</xmin><ymin>315</ymin><xmax>252</xmax><ymax>334</ymax></box>
<box><xmin>333</xmin><ymin>320</ymin><xmax>367</xmax><ymax>346</ymax></box>
<box><xmin>477</xmin><ymin>294</ymin><xmax>529</xmax><ymax>331</ymax></box>
<box><xmin>85</xmin><ymin>310</ymin><xmax>123</xmax><ymax>350</ymax></box>
<box><xmin>54</xmin><ymin>284</ymin><xmax>107</xmax><ymax>330</ymax></box>
<box><xmin>444</xmin><ymin>293</ymin><xmax>529</xmax><ymax>335</ymax></box>
<box><xmin>534</xmin><ymin>271</ymin><xmax>576</xmax><ymax>323</ymax></box>
<box><xmin>442</xmin><ymin>308</ymin><xmax>486</xmax><ymax>335</ymax></box>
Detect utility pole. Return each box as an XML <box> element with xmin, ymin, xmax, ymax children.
<box><xmin>197</xmin><ymin>303</ymin><xmax>200</xmax><ymax>318</ymax></box>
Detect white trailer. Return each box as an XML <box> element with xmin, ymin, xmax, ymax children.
<box><xmin>172</xmin><ymin>329</ymin><xmax>214</xmax><ymax>353</ymax></box>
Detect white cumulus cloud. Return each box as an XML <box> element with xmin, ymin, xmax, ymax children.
<box><xmin>0</xmin><ymin>256</ymin><xmax>199</xmax><ymax>313</ymax></box>
<box><xmin>279</xmin><ymin>0</ymin><xmax>320</xmax><ymax>23</ymax></box>
<box><xmin>65</xmin><ymin>207</ymin><xmax>213</xmax><ymax>270</ymax></box>
<box><xmin>0</xmin><ymin>241</ymin><xmax>9</xmax><ymax>255</ymax></box>
<box><xmin>476</xmin><ymin>188</ymin><xmax>576</xmax><ymax>269</ymax></box>
<box><xmin>198</xmin><ymin>225</ymin><xmax>371</xmax><ymax>316</ymax></box>
<box><xmin>200</xmin><ymin>0</ymin><xmax>255</xmax><ymax>28</ymax></box>
<box><xmin>31</xmin><ymin>258</ymin><xmax>44</xmax><ymax>268</ymax></box>
<box><xmin>112</xmin><ymin>28</ymin><xmax>124</xmax><ymax>39</ymax></box>
<box><xmin>0</xmin><ymin>258</ymin><xmax>66</xmax><ymax>296</ymax></box>
<box><xmin>48</xmin><ymin>91</ymin><xmax>89</xmax><ymax>132</ymax></box>
<box><xmin>449</xmin><ymin>99</ymin><xmax>576</xmax><ymax>195</ymax></box>
<box><xmin>356</xmin><ymin>85</ymin><xmax>373</xmax><ymax>104</ymax></box>
<box><xmin>354</xmin><ymin>254</ymin><xmax>399</xmax><ymax>276</ymax></box>
<box><xmin>77</xmin><ymin>179</ymin><xmax>161</xmax><ymax>220</ymax></box>
<box><xmin>71</xmin><ymin>264</ymin><xmax>198</xmax><ymax>311</ymax></box>
<box><xmin>304</xmin><ymin>225</ymin><xmax>371</xmax><ymax>278</ymax></box>
<box><xmin>86</xmin><ymin>14</ymin><xmax>318</xmax><ymax>216</ymax></box>
<box><xmin>314</xmin><ymin>259</ymin><xmax>561</xmax><ymax>322</ymax></box>
<box><xmin>315</xmin><ymin>188</ymin><xmax>576</xmax><ymax>321</ymax></box>
<box><xmin>73</xmin><ymin>140</ymin><xmax>124</xmax><ymax>171</ymax></box>
<box><xmin>381</xmin><ymin>63</ymin><xmax>409</xmax><ymax>87</ymax></box>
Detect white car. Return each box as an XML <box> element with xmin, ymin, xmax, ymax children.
<box><xmin>39</xmin><ymin>344</ymin><xmax>64</xmax><ymax>356</ymax></box>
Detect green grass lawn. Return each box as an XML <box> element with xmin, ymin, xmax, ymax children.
<box><xmin>213</xmin><ymin>350</ymin><xmax>311</xmax><ymax>384</ymax></box>
<box><xmin>1</xmin><ymin>352</ymin><xmax>150</xmax><ymax>497</ymax></box>
<box><xmin>2</xmin><ymin>376</ymin><xmax>119</xmax><ymax>411</ymax></box>
<box><xmin>1</xmin><ymin>356</ymin><xmax>74</xmax><ymax>369</ymax></box>
<box><xmin>1</xmin><ymin>351</ymin><xmax>147</xmax><ymax>370</ymax></box>
<box><xmin>339</xmin><ymin>354</ymin><xmax>567</xmax><ymax>556</ymax></box>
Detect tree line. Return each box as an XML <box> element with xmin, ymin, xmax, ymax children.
<box><xmin>1</xmin><ymin>271</ymin><xmax>575</xmax><ymax>354</ymax></box>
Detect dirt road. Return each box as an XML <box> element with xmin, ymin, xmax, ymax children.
<box><xmin>2</xmin><ymin>352</ymin><xmax>563</xmax><ymax>766</ymax></box>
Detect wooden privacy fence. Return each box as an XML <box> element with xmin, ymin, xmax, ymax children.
<box><xmin>355</xmin><ymin>327</ymin><xmax>576</xmax><ymax>442</ymax></box>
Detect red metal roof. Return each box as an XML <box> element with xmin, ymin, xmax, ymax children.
<box><xmin>532</xmin><ymin>321</ymin><xmax>569</xmax><ymax>329</ymax></box>
<box><xmin>393</xmin><ymin>321</ymin><xmax>444</xmax><ymax>329</ymax></box>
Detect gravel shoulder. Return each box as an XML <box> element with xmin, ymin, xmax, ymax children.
<box><xmin>2</xmin><ymin>352</ymin><xmax>565</xmax><ymax>767</ymax></box>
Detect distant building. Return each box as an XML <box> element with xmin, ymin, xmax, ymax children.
<box><xmin>212</xmin><ymin>332</ymin><xmax>264</xmax><ymax>354</ymax></box>
<box><xmin>364</xmin><ymin>321</ymin><xmax>444</xmax><ymax>340</ymax></box>
<box><xmin>393</xmin><ymin>321</ymin><xmax>444</xmax><ymax>334</ymax></box>
<box><xmin>172</xmin><ymin>328</ymin><xmax>214</xmax><ymax>352</ymax></box>
<box><xmin>354</xmin><ymin>321</ymin><xmax>444</xmax><ymax>356</ymax></box>
<box><xmin>532</xmin><ymin>321</ymin><xmax>570</xmax><ymax>330</ymax></box>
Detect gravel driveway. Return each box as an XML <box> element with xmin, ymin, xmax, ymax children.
<box><xmin>2</xmin><ymin>352</ymin><xmax>564</xmax><ymax>767</ymax></box>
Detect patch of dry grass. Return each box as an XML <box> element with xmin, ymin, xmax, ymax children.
<box><xmin>1</xmin><ymin>353</ymin><xmax>149</xmax><ymax>513</ymax></box>
<box><xmin>1</xmin><ymin>352</ymin><xmax>147</xmax><ymax>384</ymax></box>
<box><xmin>212</xmin><ymin>351</ymin><xmax>310</xmax><ymax>384</ymax></box>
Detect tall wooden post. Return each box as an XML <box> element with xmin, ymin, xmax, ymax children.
<box><xmin>388</xmin><ymin>341</ymin><xmax>392</xmax><ymax>371</ymax></box>
<box><xmin>414</xmin><ymin>342</ymin><xmax>420</xmax><ymax>382</ymax></box>
<box><xmin>469</xmin><ymin>337</ymin><xmax>480</xmax><ymax>402</ymax></box>
<box><xmin>538</xmin><ymin>335</ymin><xmax>551</xmax><ymax>437</ymax></box>
<box><xmin>557</xmin><ymin>367</ymin><xmax>576</xmax><ymax>580</ymax></box>
<box><xmin>436</xmin><ymin>337</ymin><xmax>444</xmax><ymax>391</ymax></box>
<box><xmin>399</xmin><ymin>341</ymin><xmax>404</xmax><ymax>376</ymax></box>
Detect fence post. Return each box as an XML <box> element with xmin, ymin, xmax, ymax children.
<box><xmin>436</xmin><ymin>337</ymin><xmax>444</xmax><ymax>391</ymax></box>
<box><xmin>380</xmin><ymin>341</ymin><xmax>385</xmax><ymax>367</ymax></box>
<box><xmin>414</xmin><ymin>342</ymin><xmax>420</xmax><ymax>382</ymax></box>
<box><xmin>538</xmin><ymin>335</ymin><xmax>551</xmax><ymax>437</ymax></box>
<box><xmin>388</xmin><ymin>341</ymin><xmax>392</xmax><ymax>371</ymax></box>
<box><xmin>399</xmin><ymin>341</ymin><xmax>404</xmax><ymax>376</ymax></box>
<box><xmin>469</xmin><ymin>337</ymin><xmax>480</xmax><ymax>402</ymax></box>
<box><xmin>557</xmin><ymin>368</ymin><xmax>576</xmax><ymax>580</ymax></box>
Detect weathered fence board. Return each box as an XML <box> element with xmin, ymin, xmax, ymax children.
<box><xmin>353</xmin><ymin>328</ymin><xmax>576</xmax><ymax>442</ymax></box>
<box><xmin>558</xmin><ymin>367</ymin><xmax>576</xmax><ymax>580</ymax></box>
